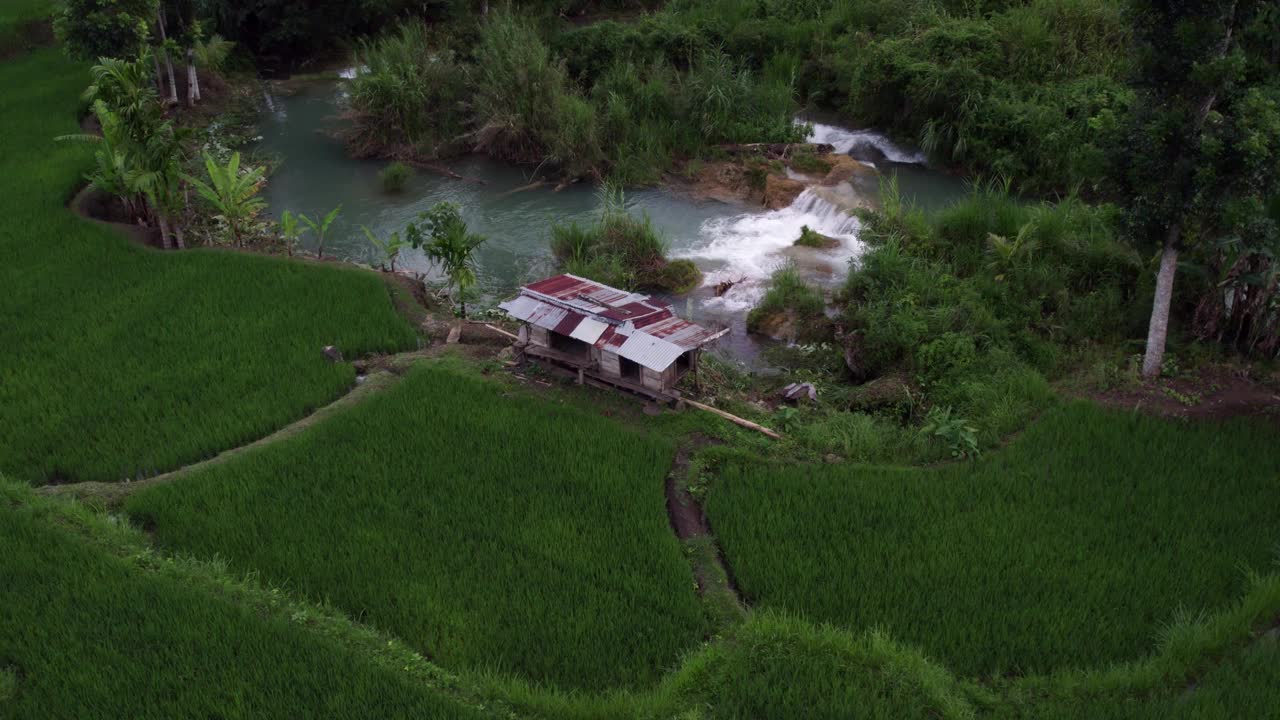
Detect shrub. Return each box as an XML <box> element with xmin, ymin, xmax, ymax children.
<box><xmin>378</xmin><ymin>161</ymin><xmax>412</xmax><ymax>193</ymax></box>
<box><xmin>748</xmin><ymin>262</ymin><xmax>829</xmax><ymax>342</ymax></box>
<box><xmin>550</xmin><ymin>186</ymin><xmax>701</xmax><ymax>292</ymax></box>
<box><xmin>346</xmin><ymin>21</ymin><xmax>470</xmax><ymax>158</ymax></box>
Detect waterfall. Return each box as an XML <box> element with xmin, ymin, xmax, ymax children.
<box><xmin>680</xmin><ymin>188</ymin><xmax>865</xmax><ymax>312</ymax></box>
<box><xmin>805</xmin><ymin>121</ymin><xmax>927</xmax><ymax>166</ymax></box>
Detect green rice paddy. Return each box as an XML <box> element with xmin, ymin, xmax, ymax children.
<box><xmin>0</xmin><ymin>481</ymin><xmax>489</xmax><ymax>720</ymax></box>
<box><xmin>5</xmin><ymin>17</ymin><xmax>1280</xmax><ymax>720</ymax></box>
<box><xmin>125</xmin><ymin>362</ymin><xmax>706</xmax><ymax>691</ymax></box>
<box><xmin>0</xmin><ymin>49</ymin><xmax>417</xmax><ymax>485</ymax></box>
<box><xmin>706</xmin><ymin>402</ymin><xmax>1280</xmax><ymax>677</ymax></box>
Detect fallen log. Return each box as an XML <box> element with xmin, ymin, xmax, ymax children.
<box><xmin>403</xmin><ymin>159</ymin><xmax>487</xmax><ymax>185</ymax></box>
<box><xmin>494</xmin><ymin>180</ymin><xmax>545</xmax><ymax>200</ymax></box>
<box><xmin>715</xmin><ymin>142</ymin><xmax>835</xmax><ymax>159</ymax></box>
<box><xmin>683</xmin><ymin>398</ymin><xmax>782</xmax><ymax>440</ymax></box>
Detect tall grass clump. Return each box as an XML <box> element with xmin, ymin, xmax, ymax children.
<box><xmin>0</xmin><ymin>50</ymin><xmax>417</xmax><ymax>484</ymax></box>
<box><xmin>0</xmin><ymin>480</ymin><xmax>488</xmax><ymax>719</ymax></box>
<box><xmin>706</xmin><ymin>401</ymin><xmax>1280</xmax><ymax>677</ymax></box>
<box><xmin>126</xmin><ymin>361</ymin><xmax>706</xmax><ymax>691</ymax></box>
<box><xmin>551</xmin><ymin>185</ymin><xmax>701</xmax><ymax>293</ymax></box>
<box><xmin>472</xmin><ymin>10</ymin><xmax>602</xmax><ymax>178</ymax></box>
<box><xmin>346</xmin><ymin>20</ymin><xmax>470</xmax><ymax>158</ymax></box>
<box><xmin>746</xmin><ymin>261</ymin><xmax>830</xmax><ymax>343</ymax></box>
<box><xmin>379</xmin><ymin>160</ymin><xmax>413</xmax><ymax>193</ymax></box>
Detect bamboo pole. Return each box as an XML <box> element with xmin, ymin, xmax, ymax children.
<box><xmin>682</xmin><ymin>399</ymin><xmax>782</xmax><ymax>440</ymax></box>
<box><xmin>479</xmin><ymin>323</ymin><xmax>521</xmax><ymax>341</ymax></box>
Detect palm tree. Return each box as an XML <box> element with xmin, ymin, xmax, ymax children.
<box><xmin>409</xmin><ymin>202</ymin><xmax>486</xmax><ymax>317</ymax></box>
<box><xmin>300</xmin><ymin>206</ymin><xmax>342</xmax><ymax>259</ymax></box>
<box><xmin>184</xmin><ymin>152</ymin><xmax>266</xmax><ymax>247</ymax></box>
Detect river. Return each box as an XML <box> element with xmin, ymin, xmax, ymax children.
<box><xmin>256</xmin><ymin>80</ymin><xmax>966</xmax><ymax>364</ymax></box>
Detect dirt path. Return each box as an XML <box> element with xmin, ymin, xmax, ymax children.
<box><xmin>664</xmin><ymin>438</ymin><xmax>748</xmax><ymax>629</ymax></box>
<box><xmin>39</xmin><ymin>370</ymin><xmax>405</xmax><ymax>508</ymax></box>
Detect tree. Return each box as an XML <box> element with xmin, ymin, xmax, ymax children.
<box><xmin>55</xmin><ymin>0</ymin><xmax>157</xmax><ymax>61</ymax></box>
<box><xmin>185</xmin><ymin>152</ymin><xmax>267</xmax><ymax>247</ymax></box>
<box><xmin>408</xmin><ymin>202</ymin><xmax>485</xmax><ymax>317</ymax></box>
<box><xmin>1114</xmin><ymin>0</ymin><xmax>1280</xmax><ymax>377</ymax></box>
<box><xmin>299</xmin><ymin>206</ymin><xmax>342</xmax><ymax>260</ymax></box>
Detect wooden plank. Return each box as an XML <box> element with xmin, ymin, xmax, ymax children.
<box><xmin>683</xmin><ymin>399</ymin><xmax>782</xmax><ymax>440</ymax></box>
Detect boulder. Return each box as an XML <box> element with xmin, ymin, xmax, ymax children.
<box><xmin>763</xmin><ymin>174</ymin><xmax>807</xmax><ymax>209</ymax></box>
<box><xmin>821</xmin><ymin>155</ymin><xmax>876</xmax><ymax>186</ymax></box>
<box><xmin>322</xmin><ymin>345</ymin><xmax>344</xmax><ymax>363</ymax></box>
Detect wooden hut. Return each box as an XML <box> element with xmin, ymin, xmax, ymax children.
<box><xmin>499</xmin><ymin>274</ymin><xmax>728</xmax><ymax>398</ymax></box>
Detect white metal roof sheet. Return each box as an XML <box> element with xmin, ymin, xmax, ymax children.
<box><xmin>569</xmin><ymin>317</ymin><xmax>608</xmax><ymax>344</ymax></box>
<box><xmin>498</xmin><ymin>295</ymin><xmax>542</xmax><ymax>322</ymax></box>
<box><xmin>616</xmin><ymin>331</ymin><xmax>686</xmax><ymax>371</ymax></box>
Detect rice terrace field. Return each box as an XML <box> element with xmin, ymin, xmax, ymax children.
<box><xmin>4</xmin><ymin>0</ymin><xmax>1280</xmax><ymax>719</ymax></box>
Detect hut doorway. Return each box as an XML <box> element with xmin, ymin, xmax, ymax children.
<box><xmin>550</xmin><ymin>332</ymin><xmax>590</xmax><ymax>360</ymax></box>
<box><xmin>620</xmin><ymin>357</ymin><xmax>641</xmax><ymax>382</ymax></box>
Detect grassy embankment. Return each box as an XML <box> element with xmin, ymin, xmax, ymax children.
<box><xmin>0</xmin><ymin>48</ymin><xmax>417</xmax><ymax>486</ymax></box>
<box><xmin>0</xmin><ymin>479</ymin><xmax>493</xmax><ymax>720</ymax></box>
<box><xmin>707</xmin><ymin>402</ymin><xmax>1280</xmax><ymax>678</ymax></box>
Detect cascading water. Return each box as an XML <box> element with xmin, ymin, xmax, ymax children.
<box><xmin>806</xmin><ymin>122</ymin><xmax>928</xmax><ymax>165</ymax></box>
<box><xmin>681</xmin><ymin>188</ymin><xmax>865</xmax><ymax>312</ymax></box>
<box><xmin>678</xmin><ymin>123</ymin><xmax>931</xmax><ymax>314</ymax></box>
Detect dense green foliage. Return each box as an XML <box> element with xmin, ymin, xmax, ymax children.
<box><xmin>552</xmin><ymin>0</ymin><xmax>1132</xmax><ymax>192</ymax></box>
<box><xmin>0</xmin><ymin>480</ymin><xmax>489</xmax><ymax>720</ymax></box>
<box><xmin>54</xmin><ymin>0</ymin><xmax>156</xmax><ymax>61</ymax></box>
<box><xmin>0</xmin><ymin>50</ymin><xmax>416</xmax><ymax>484</ymax></box>
<box><xmin>126</xmin><ymin>362</ymin><xmax>706</xmax><ymax>691</ymax></box>
<box><xmin>707</xmin><ymin>402</ymin><xmax>1280</xmax><ymax>676</ymax></box>
<box><xmin>347</xmin><ymin>8</ymin><xmax>802</xmax><ymax>182</ymax></box>
<box><xmin>835</xmin><ymin>182</ymin><xmax>1137</xmax><ymax>445</ymax></box>
<box><xmin>551</xmin><ymin>187</ymin><xmax>701</xmax><ymax>292</ymax></box>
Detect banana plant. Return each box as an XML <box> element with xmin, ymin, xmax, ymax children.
<box><xmin>361</xmin><ymin>226</ymin><xmax>408</xmax><ymax>272</ymax></box>
<box><xmin>300</xmin><ymin>205</ymin><xmax>342</xmax><ymax>259</ymax></box>
<box><xmin>184</xmin><ymin>152</ymin><xmax>266</xmax><ymax>247</ymax></box>
<box><xmin>279</xmin><ymin>210</ymin><xmax>305</xmax><ymax>256</ymax></box>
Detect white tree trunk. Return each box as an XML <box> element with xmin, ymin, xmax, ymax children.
<box><xmin>158</xmin><ymin>10</ymin><xmax>179</xmax><ymax>105</ymax></box>
<box><xmin>186</xmin><ymin>49</ymin><xmax>200</xmax><ymax>105</ymax></box>
<box><xmin>1142</xmin><ymin>226</ymin><xmax>1181</xmax><ymax>378</ymax></box>
<box><xmin>153</xmin><ymin>55</ymin><xmax>166</xmax><ymax>96</ymax></box>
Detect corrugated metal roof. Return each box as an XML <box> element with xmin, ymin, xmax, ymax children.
<box><xmin>498</xmin><ymin>295</ymin><xmax>543</xmax><ymax>323</ymax></box>
<box><xmin>616</xmin><ymin>331</ymin><xmax>686</xmax><ymax>370</ymax></box>
<box><xmin>502</xmin><ymin>274</ymin><xmax>727</xmax><ymax>369</ymax></box>
<box><xmin>569</xmin><ymin>317</ymin><xmax>608</xmax><ymax>344</ymax></box>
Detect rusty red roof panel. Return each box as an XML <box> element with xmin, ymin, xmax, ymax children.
<box><xmin>553</xmin><ymin>311</ymin><xmax>585</xmax><ymax>336</ymax></box>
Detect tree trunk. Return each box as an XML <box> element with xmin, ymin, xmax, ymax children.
<box><xmin>153</xmin><ymin>55</ymin><xmax>166</xmax><ymax>97</ymax></box>
<box><xmin>158</xmin><ymin>10</ymin><xmax>179</xmax><ymax>106</ymax></box>
<box><xmin>157</xmin><ymin>214</ymin><xmax>173</xmax><ymax>249</ymax></box>
<box><xmin>172</xmin><ymin>222</ymin><xmax>185</xmax><ymax>249</ymax></box>
<box><xmin>186</xmin><ymin>48</ymin><xmax>200</xmax><ymax>106</ymax></box>
<box><xmin>1142</xmin><ymin>225</ymin><xmax>1181</xmax><ymax>378</ymax></box>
